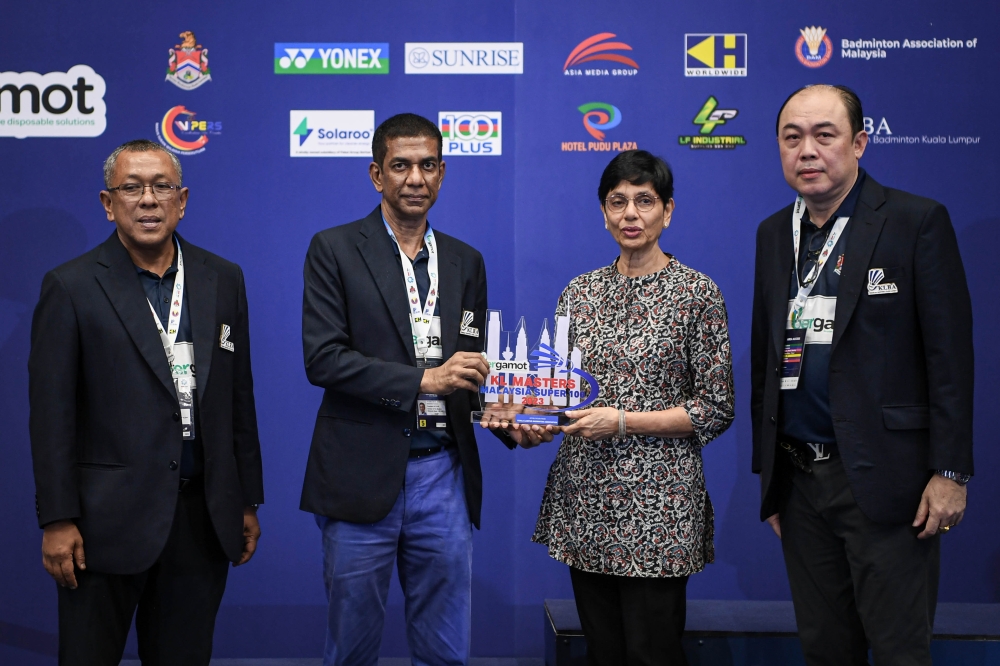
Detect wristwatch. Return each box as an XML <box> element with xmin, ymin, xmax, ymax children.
<box><xmin>936</xmin><ymin>470</ymin><xmax>971</xmax><ymax>486</ymax></box>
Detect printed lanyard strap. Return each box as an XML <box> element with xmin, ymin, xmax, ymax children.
<box><xmin>147</xmin><ymin>238</ymin><xmax>185</xmax><ymax>366</ymax></box>
<box><xmin>384</xmin><ymin>220</ymin><xmax>439</xmax><ymax>358</ymax></box>
<box><xmin>789</xmin><ymin>196</ymin><xmax>849</xmax><ymax>323</ymax></box>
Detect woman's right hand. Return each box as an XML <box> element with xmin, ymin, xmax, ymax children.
<box><xmin>479</xmin><ymin>406</ymin><xmax>558</xmax><ymax>448</ymax></box>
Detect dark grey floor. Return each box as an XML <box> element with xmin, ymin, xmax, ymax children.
<box><xmin>121</xmin><ymin>660</ymin><xmax>544</xmax><ymax>665</ymax></box>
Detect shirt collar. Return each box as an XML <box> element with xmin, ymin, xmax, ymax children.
<box><xmin>134</xmin><ymin>236</ymin><xmax>180</xmax><ymax>278</ymax></box>
<box><xmin>382</xmin><ymin>213</ymin><xmax>430</xmax><ymax>261</ymax></box>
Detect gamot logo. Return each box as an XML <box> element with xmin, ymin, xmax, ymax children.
<box><xmin>154</xmin><ymin>106</ymin><xmax>221</xmax><ymax>156</ymax></box>
<box><xmin>290</xmin><ymin>110</ymin><xmax>374</xmax><ymax>157</ymax></box>
<box><xmin>274</xmin><ymin>43</ymin><xmax>389</xmax><ymax>74</ymax></box>
<box><xmin>439</xmin><ymin>112</ymin><xmax>501</xmax><ymax>156</ymax></box>
<box><xmin>563</xmin><ymin>33</ymin><xmax>638</xmax><ymax>76</ymax></box>
<box><xmin>404</xmin><ymin>43</ymin><xmax>523</xmax><ymax>74</ymax></box>
<box><xmin>796</xmin><ymin>27</ymin><xmax>833</xmax><ymax>68</ymax></box>
<box><xmin>0</xmin><ymin>65</ymin><xmax>106</xmax><ymax>138</ymax></box>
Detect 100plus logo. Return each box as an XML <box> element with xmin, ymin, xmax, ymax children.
<box><xmin>274</xmin><ymin>43</ymin><xmax>389</xmax><ymax>74</ymax></box>
<box><xmin>0</xmin><ymin>65</ymin><xmax>106</xmax><ymax>138</ymax></box>
<box><xmin>439</xmin><ymin>112</ymin><xmax>502</xmax><ymax>156</ymax></box>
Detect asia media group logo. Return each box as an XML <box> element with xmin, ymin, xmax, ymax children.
<box><xmin>166</xmin><ymin>30</ymin><xmax>211</xmax><ymax>90</ymax></box>
<box><xmin>0</xmin><ymin>65</ymin><xmax>106</xmax><ymax>138</ymax></box>
<box><xmin>563</xmin><ymin>33</ymin><xmax>638</xmax><ymax>76</ymax></box>
<box><xmin>678</xmin><ymin>97</ymin><xmax>746</xmax><ymax>150</ymax></box>
<box><xmin>684</xmin><ymin>34</ymin><xmax>747</xmax><ymax>76</ymax></box>
<box><xmin>274</xmin><ymin>44</ymin><xmax>389</xmax><ymax>74</ymax></box>
<box><xmin>405</xmin><ymin>43</ymin><xmax>523</xmax><ymax>74</ymax></box>
<box><xmin>561</xmin><ymin>102</ymin><xmax>638</xmax><ymax>153</ymax></box>
<box><xmin>290</xmin><ymin>110</ymin><xmax>374</xmax><ymax>157</ymax></box>
<box><xmin>155</xmin><ymin>106</ymin><xmax>221</xmax><ymax>156</ymax></box>
<box><xmin>439</xmin><ymin>112</ymin><xmax>502</xmax><ymax>156</ymax></box>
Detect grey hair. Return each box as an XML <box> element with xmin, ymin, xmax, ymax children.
<box><xmin>103</xmin><ymin>139</ymin><xmax>183</xmax><ymax>188</ymax></box>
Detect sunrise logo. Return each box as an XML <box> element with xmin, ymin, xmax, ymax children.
<box><xmin>154</xmin><ymin>105</ymin><xmax>220</xmax><ymax>156</ymax></box>
<box><xmin>578</xmin><ymin>102</ymin><xmax>621</xmax><ymax>140</ymax></box>
<box><xmin>563</xmin><ymin>33</ymin><xmax>639</xmax><ymax>76</ymax></box>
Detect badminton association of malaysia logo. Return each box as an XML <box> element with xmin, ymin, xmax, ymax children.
<box><xmin>563</xmin><ymin>33</ymin><xmax>639</xmax><ymax>76</ymax></box>
<box><xmin>166</xmin><ymin>31</ymin><xmax>211</xmax><ymax>90</ymax></box>
<box><xmin>796</xmin><ymin>26</ymin><xmax>833</xmax><ymax>68</ymax></box>
<box><xmin>155</xmin><ymin>106</ymin><xmax>221</xmax><ymax>155</ymax></box>
<box><xmin>562</xmin><ymin>102</ymin><xmax>637</xmax><ymax>152</ymax></box>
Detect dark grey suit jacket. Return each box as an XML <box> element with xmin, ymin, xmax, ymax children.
<box><xmin>29</xmin><ymin>231</ymin><xmax>264</xmax><ymax>574</ymax></box>
<box><xmin>750</xmin><ymin>175</ymin><xmax>974</xmax><ymax>524</ymax></box>
<box><xmin>300</xmin><ymin>206</ymin><xmax>512</xmax><ymax>528</ymax></box>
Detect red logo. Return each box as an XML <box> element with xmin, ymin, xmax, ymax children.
<box><xmin>563</xmin><ymin>33</ymin><xmax>638</xmax><ymax>72</ymax></box>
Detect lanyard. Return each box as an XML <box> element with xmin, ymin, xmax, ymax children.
<box><xmin>789</xmin><ymin>196</ymin><xmax>849</xmax><ymax>326</ymax></box>
<box><xmin>384</xmin><ymin>218</ymin><xmax>439</xmax><ymax>358</ymax></box>
<box><xmin>147</xmin><ymin>238</ymin><xmax>185</xmax><ymax>367</ymax></box>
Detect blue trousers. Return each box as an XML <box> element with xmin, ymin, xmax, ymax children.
<box><xmin>315</xmin><ymin>449</ymin><xmax>473</xmax><ymax>666</ymax></box>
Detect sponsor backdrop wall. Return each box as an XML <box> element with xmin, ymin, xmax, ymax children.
<box><xmin>1</xmin><ymin>0</ymin><xmax>996</xmax><ymax>661</ymax></box>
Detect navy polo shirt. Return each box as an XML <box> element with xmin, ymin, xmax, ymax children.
<box><xmin>386</xmin><ymin>225</ymin><xmax>455</xmax><ymax>451</ymax></box>
<box><xmin>136</xmin><ymin>245</ymin><xmax>204</xmax><ymax>478</ymax></box>
<box><xmin>780</xmin><ymin>169</ymin><xmax>866</xmax><ymax>445</ymax></box>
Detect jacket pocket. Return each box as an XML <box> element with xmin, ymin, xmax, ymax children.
<box><xmin>882</xmin><ymin>405</ymin><xmax>930</xmax><ymax>430</ymax></box>
<box><xmin>76</xmin><ymin>461</ymin><xmax>127</xmax><ymax>470</ymax></box>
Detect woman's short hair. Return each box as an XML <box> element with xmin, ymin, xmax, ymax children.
<box><xmin>598</xmin><ymin>150</ymin><xmax>674</xmax><ymax>205</ymax></box>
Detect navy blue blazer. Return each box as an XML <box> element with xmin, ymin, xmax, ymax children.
<box><xmin>750</xmin><ymin>175</ymin><xmax>974</xmax><ymax>524</ymax></box>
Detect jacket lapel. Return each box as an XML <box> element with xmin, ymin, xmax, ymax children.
<box><xmin>357</xmin><ymin>207</ymin><xmax>416</xmax><ymax>364</ymax></box>
<box><xmin>435</xmin><ymin>234</ymin><xmax>462</xmax><ymax>362</ymax></box>
<box><xmin>769</xmin><ymin>215</ymin><xmax>795</xmax><ymax>359</ymax></box>
<box><xmin>831</xmin><ymin>177</ymin><xmax>887</xmax><ymax>354</ymax></box>
<box><xmin>94</xmin><ymin>232</ymin><xmax>175</xmax><ymax>398</ymax></box>
<box><xmin>178</xmin><ymin>236</ymin><xmax>218</xmax><ymax>405</ymax></box>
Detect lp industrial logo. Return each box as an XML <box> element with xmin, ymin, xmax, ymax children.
<box><xmin>678</xmin><ymin>97</ymin><xmax>746</xmax><ymax>150</ymax></box>
<box><xmin>439</xmin><ymin>112</ymin><xmax>502</xmax><ymax>156</ymax></box>
<box><xmin>274</xmin><ymin>43</ymin><xmax>389</xmax><ymax>74</ymax></box>
<box><xmin>290</xmin><ymin>110</ymin><xmax>374</xmax><ymax>157</ymax></box>
<box><xmin>0</xmin><ymin>65</ymin><xmax>106</xmax><ymax>138</ymax></box>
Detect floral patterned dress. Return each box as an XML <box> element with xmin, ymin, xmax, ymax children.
<box><xmin>532</xmin><ymin>255</ymin><xmax>734</xmax><ymax>578</ymax></box>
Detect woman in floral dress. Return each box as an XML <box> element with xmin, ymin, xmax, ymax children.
<box><xmin>532</xmin><ymin>150</ymin><xmax>734</xmax><ymax>665</ymax></box>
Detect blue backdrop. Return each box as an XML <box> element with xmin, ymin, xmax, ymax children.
<box><xmin>1</xmin><ymin>1</ymin><xmax>997</xmax><ymax>662</ymax></box>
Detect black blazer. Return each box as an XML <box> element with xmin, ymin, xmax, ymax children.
<box><xmin>29</xmin><ymin>232</ymin><xmax>264</xmax><ymax>574</ymax></box>
<box><xmin>300</xmin><ymin>206</ymin><xmax>512</xmax><ymax>528</ymax></box>
<box><xmin>750</xmin><ymin>175</ymin><xmax>974</xmax><ymax>524</ymax></box>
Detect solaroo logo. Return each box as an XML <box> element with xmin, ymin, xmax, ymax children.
<box><xmin>0</xmin><ymin>65</ymin><xmax>106</xmax><ymax>138</ymax></box>
<box><xmin>405</xmin><ymin>43</ymin><xmax>523</xmax><ymax>74</ymax></box>
<box><xmin>274</xmin><ymin>43</ymin><xmax>389</xmax><ymax>74</ymax></box>
<box><xmin>290</xmin><ymin>110</ymin><xmax>374</xmax><ymax>157</ymax></box>
<box><xmin>439</xmin><ymin>112</ymin><xmax>502</xmax><ymax>156</ymax></box>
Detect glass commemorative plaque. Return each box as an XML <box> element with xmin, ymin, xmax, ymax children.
<box><xmin>471</xmin><ymin>309</ymin><xmax>599</xmax><ymax>426</ymax></box>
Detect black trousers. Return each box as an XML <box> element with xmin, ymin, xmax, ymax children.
<box><xmin>570</xmin><ymin>566</ymin><xmax>689</xmax><ymax>666</ymax></box>
<box><xmin>780</xmin><ymin>455</ymin><xmax>939</xmax><ymax>666</ymax></box>
<box><xmin>57</xmin><ymin>479</ymin><xmax>230</xmax><ymax>666</ymax></box>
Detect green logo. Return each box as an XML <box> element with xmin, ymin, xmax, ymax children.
<box><xmin>679</xmin><ymin>96</ymin><xmax>746</xmax><ymax>150</ymax></box>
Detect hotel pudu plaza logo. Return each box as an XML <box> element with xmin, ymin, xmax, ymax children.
<box><xmin>563</xmin><ymin>33</ymin><xmax>639</xmax><ymax>76</ymax></box>
<box><xmin>561</xmin><ymin>102</ymin><xmax>638</xmax><ymax>153</ymax></box>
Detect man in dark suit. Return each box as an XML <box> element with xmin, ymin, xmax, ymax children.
<box><xmin>750</xmin><ymin>85</ymin><xmax>974</xmax><ymax>665</ymax></box>
<box><xmin>301</xmin><ymin>113</ymin><xmax>548</xmax><ymax>665</ymax></box>
<box><xmin>29</xmin><ymin>139</ymin><xmax>264</xmax><ymax>665</ymax></box>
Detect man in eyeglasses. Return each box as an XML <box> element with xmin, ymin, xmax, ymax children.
<box><xmin>29</xmin><ymin>139</ymin><xmax>264</xmax><ymax>665</ymax></box>
<box><xmin>750</xmin><ymin>85</ymin><xmax>974</xmax><ymax>665</ymax></box>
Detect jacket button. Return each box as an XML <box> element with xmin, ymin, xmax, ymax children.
<box><xmin>770</xmin><ymin>416</ymin><xmax>776</xmax><ymax>424</ymax></box>
<box><xmin>774</xmin><ymin>367</ymin><xmax>780</xmax><ymax>375</ymax></box>
<box><xmin>403</xmin><ymin>428</ymin><xmax>411</xmax><ymax>437</ymax></box>
<box><xmin>393</xmin><ymin>400</ymin><xmax>401</xmax><ymax>407</ymax></box>
<box><xmin>172</xmin><ymin>412</ymin><xmax>181</xmax><ymax>421</ymax></box>
<box><xmin>169</xmin><ymin>461</ymin><xmax>178</xmax><ymax>471</ymax></box>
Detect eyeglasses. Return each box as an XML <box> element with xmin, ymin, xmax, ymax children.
<box><xmin>800</xmin><ymin>229</ymin><xmax>830</xmax><ymax>286</ymax></box>
<box><xmin>604</xmin><ymin>194</ymin><xmax>660</xmax><ymax>214</ymax></box>
<box><xmin>107</xmin><ymin>183</ymin><xmax>181</xmax><ymax>201</ymax></box>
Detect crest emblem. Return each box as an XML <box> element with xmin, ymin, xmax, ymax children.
<box><xmin>167</xmin><ymin>30</ymin><xmax>211</xmax><ymax>90</ymax></box>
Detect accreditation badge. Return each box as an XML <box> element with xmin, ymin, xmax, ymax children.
<box><xmin>171</xmin><ymin>341</ymin><xmax>197</xmax><ymax>439</ymax></box>
<box><xmin>416</xmin><ymin>355</ymin><xmax>448</xmax><ymax>431</ymax></box>
<box><xmin>780</xmin><ymin>329</ymin><xmax>806</xmax><ymax>390</ymax></box>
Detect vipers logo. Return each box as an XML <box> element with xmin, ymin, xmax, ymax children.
<box><xmin>0</xmin><ymin>65</ymin><xmax>106</xmax><ymax>138</ymax></box>
<box><xmin>579</xmin><ymin>102</ymin><xmax>621</xmax><ymax>140</ymax></box>
<box><xmin>274</xmin><ymin>43</ymin><xmax>389</xmax><ymax>74</ymax></box>
<box><xmin>439</xmin><ymin>112</ymin><xmax>502</xmax><ymax>156</ymax></box>
<box><xmin>684</xmin><ymin>33</ymin><xmax>747</xmax><ymax>76</ymax></box>
<box><xmin>155</xmin><ymin>106</ymin><xmax>221</xmax><ymax>156</ymax></box>
<box><xmin>563</xmin><ymin>33</ymin><xmax>639</xmax><ymax>76</ymax></box>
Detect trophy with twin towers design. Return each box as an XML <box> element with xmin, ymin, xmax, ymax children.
<box><xmin>470</xmin><ymin>309</ymin><xmax>600</xmax><ymax>426</ymax></box>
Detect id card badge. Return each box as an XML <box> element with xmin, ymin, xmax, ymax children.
<box><xmin>416</xmin><ymin>357</ymin><xmax>449</xmax><ymax>431</ymax></box>
<box><xmin>176</xmin><ymin>377</ymin><xmax>196</xmax><ymax>439</ymax></box>
<box><xmin>780</xmin><ymin>329</ymin><xmax>806</xmax><ymax>390</ymax></box>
